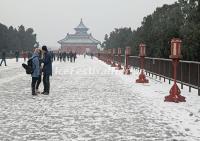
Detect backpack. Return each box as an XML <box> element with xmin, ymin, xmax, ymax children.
<box><xmin>22</xmin><ymin>56</ymin><xmax>37</xmax><ymax>74</ymax></box>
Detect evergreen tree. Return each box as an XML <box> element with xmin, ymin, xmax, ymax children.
<box><xmin>0</xmin><ymin>23</ymin><xmax>38</xmax><ymax>53</ymax></box>
<box><xmin>102</xmin><ymin>0</ymin><xmax>200</xmax><ymax>61</ymax></box>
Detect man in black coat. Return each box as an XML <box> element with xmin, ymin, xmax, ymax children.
<box><xmin>0</xmin><ymin>51</ymin><xmax>7</xmax><ymax>66</ymax></box>
<box><xmin>41</xmin><ymin>46</ymin><xmax>52</xmax><ymax>95</ymax></box>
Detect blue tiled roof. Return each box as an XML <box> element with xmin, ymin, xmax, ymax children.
<box><xmin>58</xmin><ymin>19</ymin><xmax>100</xmax><ymax>45</ymax></box>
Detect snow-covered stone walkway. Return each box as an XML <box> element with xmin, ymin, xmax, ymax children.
<box><xmin>0</xmin><ymin>56</ymin><xmax>200</xmax><ymax>141</ymax></box>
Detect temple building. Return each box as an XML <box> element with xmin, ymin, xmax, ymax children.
<box><xmin>58</xmin><ymin>19</ymin><xmax>101</xmax><ymax>54</ymax></box>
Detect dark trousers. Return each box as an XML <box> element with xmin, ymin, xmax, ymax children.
<box><xmin>32</xmin><ymin>77</ymin><xmax>38</xmax><ymax>95</ymax></box>
<box><xmin>0</xmin><ymin>59</ymin><xmax>7</xmax><ymax>66</ymax></box>
<box><xmin>43</xmin><ymin>75</ymin><xmax>50</xmax><ymax>93</ymax></box>
<box><xmin>36</xmin><ymin>75</ymin><xmax>41</xmax><ymax>90</ymax></box>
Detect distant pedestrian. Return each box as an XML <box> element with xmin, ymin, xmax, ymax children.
<box><xmin>15</xmin><ymin>51</ymin><xmax>19</xmax><ymax>62</ymax></box>
<box><xmin>0</xmin><ymin>51</ymin><xmax>7</xmax><ymax>66</ymax></box>
<box><xmin>30</xmin><ymin>48</ymin><xmax>40</xmax><ymax>96</ymax></box>
<box><xmin>63</xmin><ymin>52</ymin><xmax>67</xmax><ymax>62</ymax></box>
<box><xmin>69</xmin><ymin>51</ymin><xmax>73</xmax><ymax>62</ymax></box>
<box><xmin>28</xmin><ymin>52</ymin><xmax>32</xmax><ymax>59</ymax></box>
<box><xmin>59</xmin><ymin>52</ymin><xmax>62</xmax><ymax>62</ymax></box>
<box><xmin>73</xmin><ymin>52</ymin><xmax>77</xmax><ymax>62</ymax></box>
<box><xmin>53</xmin><ymin>52</ymin><xmax>56</xmax><ymax>61</ymax></box>
<box><xmin>50</xmin><ymin>51</ymin><xmax>53</xmax><ymax>62</ymax></box>
<box><xmin>41</xmin><ymin>46</ymin><xmax>52</xmax><ymax>95</ymax></box>
<box><xmin>57</xmin><ymin>52</ymin><xmax>59</xmax><ymax>61</ymax></box>
<box><xmin>91</xmin><ymin>53</ymin><xmax>93</xmax><ymax>59</ymax></box>
<box><xmin>22</xmin><ymin>51</ymin><xmax>27</xmax><ymax>62</ymax></box>
<box><xmin>67</xmin><ymin>53</ymin><xmax>70</xmax><ymax>61</ymax></box>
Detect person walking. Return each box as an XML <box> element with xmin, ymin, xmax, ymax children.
<box><xmin>57</xmin><ymin>51</ymin><xmax>59</xmax><ymax>61</ymax></box>
<box><xmin>0</xmin><ymin>51</ymin><xmax>7</xmax><ymax>66</ymax></box>
<box><xmin>22</xmin><ymin>51</ymin><xmax>27</xmax><ymax>62</ymax></box>
<box><xmin>51</xmin><ymin>51</ymin><xmax>54</xmax><ymax>62</ymax></box>
<box><xmin>28</xmin><ymin>52</ymin><xmax>32</xmax><ymax>59</ymax></box>
<box><xmin>84</xmin><ymin>52</ymin><xmax>86</xmax><ymax>58</ymax></box>
<box><xmin>67</xmin><ymin>52</ymin><xmax>70</xmax><ymax>61</ymax></box>
<box><xmin>59</xmin><ymin>52</ymin><xmax>62</xmax><ymax>62</ymax></box>
<box><xmin>69</xmin><ymin>51</ymin><xmax>73</xmax><ymax>62</ymax></box>
<box><xmin>73</xmin><ymin>52</ymin><xmax>77</xmax><ymax>62</ymax></box>
<box><xmin>63</xmin><ymin>52</ymin><xmax>67</xmax><ymax>62</ymax></box>
<box><xmin>15</xmin><ymin>51</ymin><xmax>19</xmax><ymax>62</ymax></box>
<box><xmin>91</xmin><ymin>53</ymin><xmax>94</xmax><ymax>59</ymax></box>
<box><xmin>53</xmin><ymin>52</ymin><xmax>56</xmax><ymax>61</ymax></box>
<box><xmin>30</xmin><ymin>48</ymin><xmax>40</xmax><ymax>96</ymax></box>
<box><xmin>41</xmin><ymin>46</ymin><xmax>52</xmax><ymax>95</ymax></box>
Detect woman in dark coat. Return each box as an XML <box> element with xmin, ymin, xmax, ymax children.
<box><xmin>31</xmin><ymin>49</ymin><xmax>40</xmax><ymax>96</ymax></box>
<box><xmin>35</xmin><ymin>49</ymin><xmax>43</xmax><ymax>94</ymax></box>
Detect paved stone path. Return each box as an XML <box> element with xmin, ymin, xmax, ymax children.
<box><xmin>0</xmin><ymin>57</ymin><xmax>199</xmax><ymax>141</ymax></box>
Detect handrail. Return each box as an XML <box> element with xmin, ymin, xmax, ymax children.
<box><xmin>98</xmin><ymin>53</ymin><xmax>200</xmax><ymax>95</ymax></box>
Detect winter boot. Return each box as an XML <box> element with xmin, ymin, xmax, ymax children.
<box><xmin>32</xmin><ymin>88</ymin><xmax>37</xmax><ymax>96</ymax></box>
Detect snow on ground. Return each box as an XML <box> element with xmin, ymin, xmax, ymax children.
<box><xmin>0</xmin><ymin>56</ymin><xmax>199</xmax><ymax>141</ymax></box>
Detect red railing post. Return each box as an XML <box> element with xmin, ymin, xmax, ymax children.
<box><xmin>111</xmin><ymin>48</ymin><xmax>116</xmax><ymax>67</ymax></box>
<box><xmin>106</xmin><ymin>49</ymin><xmax>112</xmax><ymax>65</ymax></box>
<box><xmin>165</xmin><ymin>38</ymin><xmax>186</xmax><ymax>103</ymax></box>
<box><xmin>136</xmin><ymin>43</ymin><xmax>149</xmax><ymax>83</ymax></box>
<box><xmin>123</xmin><ymin>47</ymin><xmax>131</xmax><ymax>75</ymax></box>
<box><xmin>116</xmin><ymin>48</ymin><xmax>122</xmax><ymax>70</ymax></box>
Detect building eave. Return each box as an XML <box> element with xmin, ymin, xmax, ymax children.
<box><xmin>58</xmin><ymin>19</ymin><xmax>101</xmax><ymax>46</ymax></box>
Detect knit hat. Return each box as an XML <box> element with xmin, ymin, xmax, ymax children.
<box><xmin>42</xmin><ymin>46</ymin><xmax>48</xmax><ymax>52</ymax></box>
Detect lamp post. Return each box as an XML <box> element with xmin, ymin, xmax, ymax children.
<box><xmin>136</xmin><ymin>43</ymin><xmax>149</xmax><ymax>83</ymax></box>
<box><xmin>124</xmin><ymin>47</ymin><xmax>131</xmax><ymax>75</ymax></box>
<box><xmin>165</xmin><ymin>38</ymin><xmax>186</xmax><ymax>102</ymax></box>
<box><xmin>111</xmin><ymin>48</ymin><xmax>116</xmax><ymax>67</ymax></box>
<box><xmin>116</xmin><ymin>48</ymin><xmax>122</xmax><ymax>70</ymax></box>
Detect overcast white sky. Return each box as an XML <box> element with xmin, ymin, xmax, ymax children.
<box><xmin>0</xmin><ymin>0</ymin><xmax>177</xmax><ymax>48</ymax></box>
